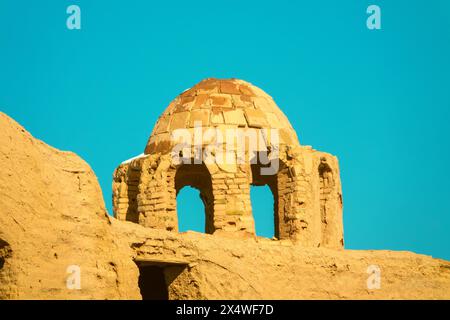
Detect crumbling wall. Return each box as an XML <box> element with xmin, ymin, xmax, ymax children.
<box><xmin>136</xmin><ymin>154</ymin><xmax>178</xmax><ymax>231</ymax></box>
<box><xmin>124</xmin><ymin>226</ymin><xmax>450</xmax><ymax>300</ymax></box>
<box><xmin>2</xmin><ymin>111</ymin><xmax>450</xmax><ymax>300</ymax></box>
<box><xmin>112</xmin><ymin>145</ymin><xmax>344</xmax><ymax>247</ymax></box>
<box><xmin>0</xmin><ymin>112</ymin><xmax>141</xmax><ymax>300</ymax></box>
<box><xmin>112</xmin><ymin>160</ymin><xmax>141</xmax><ymax>223</ymax></box>
<box><xmin>210</xmin><ymin>167</ymin><xmax>255</xmax><ymax>238</ymax></box>
<box><xmin>316</xmin><ymin>153</ymin><xmax>344</xmax><ymax>248</ymax></box>
<box><xmin>112</xmin><ymin>79</ymin><xmax>344</xmax><ymax>247</ymax></box>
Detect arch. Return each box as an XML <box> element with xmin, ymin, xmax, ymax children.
<box><xmin>174</xmin><ymin>162</ymin><xmax>214</xmax><ymax>234</ymax></box>
<box><xmin>249</xmin><ymin>154</ymin><xmax>290</xmax><ymax>239</ymax></box>
<box><xmin>177</xmin><ymin>186</ymin><xmax>206</xmax><ymax>232</ymax></box>
<box><xmin>250</xmin><ymin>184</ymin><xmax>275</xmax><ymax>238</ymax></box>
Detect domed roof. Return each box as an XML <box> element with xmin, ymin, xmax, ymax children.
<box><xmin>145</xmin><ymin>78</ymin><xmax>300</xmax><ymax>155</ymax></box>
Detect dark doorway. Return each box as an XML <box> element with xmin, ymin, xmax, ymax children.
<box><xmin>135</xmin><ymin>260</ymin><xmax>188</xmax><ymax>300</ymax></box>
<box><xmin>137</xmin><ymin>265</ymin><xmax>168</xmax><ymax>300</ymax></box>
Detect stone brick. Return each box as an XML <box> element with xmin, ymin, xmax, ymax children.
<box><xmin>220</xmin><ymin>81</ymin><xmax>241</xmax><ymax>95</ymax></box>
<box><xmin>192</xmin><ymin>94</ymin><xmax>210</xmax><ymax>109</ymax></box>
<box><xmin>223</xmin><ymin>109</ymin><xmax>247</xmax><ymax>126</ymax></box>
<box><xmin>244</xmin><ymin>108</ymin><xmax>268</xmax><ymax>128</ymax></box>
<box><xmin>239</xmin><ymin>84</ymin><xmax>256</xmax><ymax>96</ymax></box>
<box><xmin>153</xmin><ymin>115</ymin><xmax>171</xmax><ymax>134</ymax></box>
<box><xmin>209</xmin><ymin>94</ymin><xmax>233</xmax><ymax>109</ymax></box>
<box><xmin>195</xmin><ymin>79</ymin><xmax>220</xmax><ymax>94</ymax></box>
<box><xmin>189</xmin><ymin>109</ymin><xmax>210</xmax><ymax>127</ymax></box>
<box><xmin>211</xmin><ymin>110</ymin><xmax>224</xmax><ymax>125</ymax></box>
<box><xmin>265</xmin><ymin>112</ymin><xmax>282</xmax><ymax>129</ymax></box>
<box><xmin>231</xmin><ymin>95</ymin><xmax>252</xmax><ymax>108</ymax></box>
<box><xmin>169</xmin><ymin>111</ymin><xmax>190</xmax><ymax>130</ymax></box>
<box><xmin>234</xmin><ymin>178</ymin><xmax>248</xmax><ymax>184</ymax></box>
<box><xmin>252</xmin><ymin>96</ymin><xmax>274</xmax><ymax>113</ymax></box>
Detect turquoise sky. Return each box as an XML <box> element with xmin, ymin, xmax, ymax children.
<box><xmin>1</xmin><ymin>1</ymin><xmax>449</xmax><ymax>260</ymax></box>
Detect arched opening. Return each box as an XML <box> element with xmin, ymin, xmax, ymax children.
<box><xmin>250</xmin><ymin>184</ymin><xmax>275</xmax><ymax>238</ymax></box>
<box><xmin>175</xmin><ymin>162</ymin><xmax>214</xmax><ymax>234</ymax></box>
<box><xmin>177</xmin><ymin>186</ymin><xmax>206</xmax><ymax>233</ymax></box>
<box><xmin>249</xmin><ymin>154</ymin><xmax>293</xmax><ymax>239</ymax></box>
<box><xmin>250</xmin><ymin>155</ymin><xmax>279</xmax><ymax>239</ymax></box>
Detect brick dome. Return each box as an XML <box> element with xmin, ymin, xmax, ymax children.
<box><xmin>145</xmin><ymin>78</ymin><xmax>300</xmax><ymax>155</ymax></box>
<box><xmin>114</xmin><ymin>78</ymin><xmax>343</xmax><ymax>246</ymax></box>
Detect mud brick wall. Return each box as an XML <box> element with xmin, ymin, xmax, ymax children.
<box><xmin>112</xmin><ymin>79</ymin><xmax>344</xmax><ymax>248</ymax></box>
<box><xmin>211</xmin><ymin>168</ymin><xmax>255</xmax><ymax>238</ymax></box>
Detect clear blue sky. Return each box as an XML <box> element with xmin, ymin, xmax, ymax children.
<box><xmin>1</xmin><ymin>1</ymin><xmax>449</xmax><ymax>260</ymax></box>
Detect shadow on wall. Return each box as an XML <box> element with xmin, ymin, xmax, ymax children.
<box><xmin>0</xmin><ymin>239</ymin><xmax>11</xmax><ymax>271</ymax></box>
<box><xmin>0</xmin><ymin>239</ymin><xmax>12</xmax><ymax>299</ymax></box>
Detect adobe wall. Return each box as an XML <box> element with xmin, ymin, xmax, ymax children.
<box><xmin>112</xmin><ymin>144</ymin><xmax>344</xmax><ymax>248</ymax></box>
<box><xmin>2</xmin><ymin>112</ymin><xmax>449</xmax><ymax>300</ymax></box>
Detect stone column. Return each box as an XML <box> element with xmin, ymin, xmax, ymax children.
<box><xmin>137</xmin><ymin>155</ymin><xmax>178</xmax><ymax>231</ymax></box>
<box><xmin>211</xmin><ymin>168</ymin><xmax>255</xmax><ymax>238</ymax></box>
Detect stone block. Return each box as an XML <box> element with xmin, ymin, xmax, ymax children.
<box><xmin>192</xmin><ymin>94</ymin><xmax>210</xmax><ymax>109</ymax></box>
<box><xmin>265</xmin><ymin>112</ymin><xmax>282</xmax><ymax>129</ymax></box>
<box><xmin>234</xmin><ymin>178</ymin><xmax>248</xmax><ymax>184</ymax></box>
<box><xmin>252</xmin><ymin>96</ymin><xmax>275</xmax><ymax>113</ymax></box>
<box><xmin>189</xmin><ymin>109</ymin><xmax>210</xmax><ymax>127</ymax></box>
<box><xmin>153</xmin><ymin>115</ymin><xmax>171</xmax><ymax>134</ymax></box>
<box><xmin>209</xmin><ymin>94</ymin><xmax>233</xmax><ymax>109</ymax></box>
<box><xmin>244</xmin><ymin>108</ymin><xmax>268</xmax><ymax>128</ymax></box>
<box><xmin>223</xmin><ymin>109</ymin><xmax>247</xmax><ymax>126</ymax></box>
<box><xmin>239</xmin><ymin>84</ymin><xmax>256</xmax><ymax>96</ymax></box>
<box><xmin>213</xmin><ymin>173</ymin><xmax>227</xmax><ymax>179</ymax></box>
<box><xmin>211</xmin><ymin>110</ymin><xmax>224</xmax><ymax>125</ymax></box>
<box><xmin>195</xmin><ymin>79</ymin><xmax>220</xmax><ymax>94</ymax></box>
<box><xmin>220</xmin><ymin>81</ymin><xmax>241</xmax><ymax>95</ymax></box>
<box><xmin>226</xmin><ymin>209</ymin><xmax>245</xmax><ymax>216</ymax></box>
<box><xmin>231</xmin><ymin>95</ymin><xmax>252</xmax><ymax>108</ymax></box>
<box><xmin>169</xmin><ymin>111</ymin><xmax>190</xmax><ymax>130</ymax></box>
